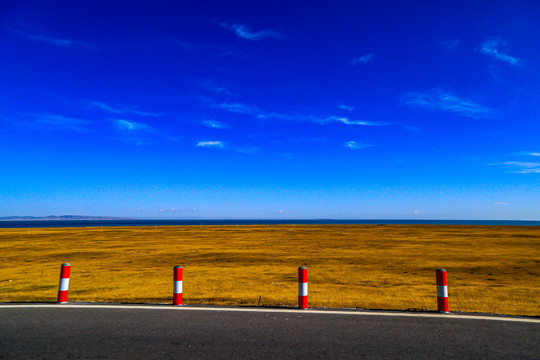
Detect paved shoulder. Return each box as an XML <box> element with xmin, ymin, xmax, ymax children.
<box><xmin>1</xmin><ymin>305</ymin><xmax>539</xmax><ymax>359</ymax></box>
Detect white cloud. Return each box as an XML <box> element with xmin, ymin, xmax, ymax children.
<box><xmin>221</xmin><ymin>23</ymin><xmax>282</xmax><ymax>41</ymax></box>
<box><xmin>332</xmin><ymin>116</ymin><xmax>387</xmax><ymax>126</ymax></box>
<box><xmin>34</xmin><ymin>114</ymin><xmax>91</xmax><ymax>132</ymax></box>
<box><xmin>215</xmin><ymin>102</ymin><xmax>259</xmax><ymax>115</ymax></box>
<box><xmin>502</xmin><ymin>162</ymin><xmax>540</xmax><ymax>174</ymax></box>
<box><xmin>515</xmin><ymin>151</ymin><xmax>540</xmax><ymax>157</ymax></box>
<box><xmin>404</xmin><ymin>89</ymin><xmax>491</xmax><ymax>118</ymax></box>
<box><xmin>214</xmin><ymin>101</ymin><xmax>388</xmax><ymax>126</ymax></box>
<box><xmin>90</xmin><ymin>101</ymin><xmax>159</xmax><ymax>117</ymax></box>
<box><xmin>203</xmin><ymin>120</ymin><xmax>229</xmax><ymax>129</ymax></box>
<box><xmin>89</xmin><ymin>101</ymin><xmax>121</xmax><ymax>114</ymax></box>
<box><xmin>351</xmin><ymin>53</ymin><xmax>374</xmax><ymax>65</ymax></box>
<box><xmin>14</xmin><ymin>30</ymin><xmax>91</xmax><ymax>49</ymax></box>
<box><xmin>115</xmin><ymin>119</ymin><xmax>153</xmax><ymax>133</ymax></box>
<box><xmin>345</xmin><ymin>141</ymin><xmax>372</xmax><ymax>150</ymax></box>
<box><xmin>198</xmin><ymin>80</ymin><xmax>233</xmax><ymax>96</ymax></box>
<box><xmin>495</xmin><ymin>202</ymin><xmax>508</xmax><ymax>206</ymax></box>
<box><xmin>197</xmin><ymin>141</ymin><xmax>225</xmax><ymax>148</ymax></box>
<box><xmin>479</xmin><ymin>37</ymin><xmax>519</xmax><ymax>66</ymax></box>
<box><xmin>338</xmin><ymin>104</ymin><xmax>354</xmax><ymax>111</ymax></box>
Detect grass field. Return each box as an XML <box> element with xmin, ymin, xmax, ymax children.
<box><xmin>0</xmin><ymin>225</ymin><xmax>538</xmax><ymax>316</ymax></box>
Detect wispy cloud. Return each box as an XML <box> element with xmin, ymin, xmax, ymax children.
<box><xmin>351</xmin><ymin>53</ymin><xmax>374</xmax><ymax>65</ymax></box>
<box><xmin>214</xmin><ymin>102</ymin><xmax>260</xmax><ymax>115</ymax></box>
<box><xmin>438</xmin><ymin>39</ymin><xmax>460</xmax><ymax>50</ymax></box>
<box><xmin>479</xmin><ymin>37</ymin><xmax>520</xmax><ymax>66</ymax></box>
<box><xmin>197</xmin><ymin>141</ymin><xmax>225</xmax><ymax>148</ymax></box>
<box><xmin>344</xmin><ymin>141</ymin><xmax>373</xmax><ymax>150</ymax></box>
<box><xmin>115</xmin><ymin>119</ymin><xmax>153</xmax><ymax>133</ymax></box>
<box><xmin>338</xmin><ymin>104</ymin><xmax>354</xmax><ymax>111</ymax></box>
<box><xmin>33</xmin><ymin>114</ymin><xmax>91</xmax><ymax>132</ymax></box>
<box><xmin>14</xmin><ymin>30</ymin><xmax>91</xmax><ymax>49</ymax></box>
<box><xmin>198</xmin><ymin>80</ymin><xmax>234</xmax><ymax>96</ymax></box>
<box><xmin>221</xmin><ymin>23</ymin><xmax>282</xmax><ymax>41</ymax></box>
<box><xmin>215</xmin><ymin>101</ymin><xmax>387</xmax><ymax>126</ymax></box>
<box><xmin>332</xmin><ymin>117</ymin><xmax>388</xmax><ymax>126</ymax></box>
<box><xmin>490</xmin><ymin>152</ymin><xmax>540</xmax><ymax>174</ymax></box>
<box><xmin>89</xmin><ymin>101</ymin><xmax>121</xmax><ymax>114</ymax></box>
<box><xmin>514</xmin><ymin>151</ymin><xmax>540</xmax><ymax>157</ymax></box>
<box><xmin>500</xmin><ymin>162</ymin><xmax>540</xmax><ymax>174</ymax></box>
<box><xmin>404</xmin><ymin>89</ymin><xmax>491</xmax><ymax>119</ymax></box>
<box><xmin>203</xmin><ymin>120</ymin><xmax>229</xmax><ymax>129</ymax></box>
<box><xmin>89</xmin><ymin>101</ymin><xmax>160</xmax><ymax>117</ymax></box>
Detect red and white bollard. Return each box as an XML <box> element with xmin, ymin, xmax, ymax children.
<box><xmin>173</xmin><ymin>265</ymin><xmax>183</xmax><ymax>306</ymax></box>
<box><xmin>436</xmin><ymin>268</ymin><xmax>449</xmax><ymax>313</ymax></box>
<box><xmin>298</xmin><ymin>266</ymin><xmax>308</xmax><ymax>309</ymax></box>
<box><xmin>57</xmin><ymin>263</ymin><xmax>71</xmax><ymax>304</ymax></box>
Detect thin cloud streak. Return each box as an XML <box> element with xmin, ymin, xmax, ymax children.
<box><xmin>197</xmin><ymin>141</ymin><xmax>225</xmax><ymax>148</ymax></box>
<box><xmin>502</xmin><ymin>162</ymin><xmax>540</xmax><ymax>174</ymax></box>
<box><xmin>221</xmin><ymin>23</ymin><xmax>282</xmax><ymax>41</ymax></box>
<box><xmin>333</xmin><ymin>117</ymin><xmax>388</xmax><ymax>126</ymax></box>
<box><xmin>14</xmin><ymin>30</ymin><xmax>91</xmax><ymax>49</ymax></box>
<box><xmin>33</xmin><ymin>114</ymin><xmax>91</xmax><ymax>132</ymax></box>
<box><xmin>90</xmin><ymin>101</ymin><xmax>160</xmax><ymax>117</ymax></box>
<box><xmin>351</xmin><ymin>53</ymin><xmax>374</xmax><ymax>65</ymax></box>
<box><xmin>198</xmin><ymin>80</ymin><xmax>234</xmax><ymax>96</ymax></box>
<box><xmin>514</xmin><ymin>151</ymin><xmax>540</xmax><ymax>157</ymax></box>
<box><xmin>479</xmin><ymin>37</ymin><xmax>519</xmax><ymax>66</ymax></box>
<box><xmin>215</xmin><ymin>102</ymin><xmax>260</xmax><ymax>115</ymax></box>
<box><xmin>345</xmin><ymin>141</ymin><xmax>373</xmax><ymax>150</ymax></box>
<box><xmin>216</xmin><ymin>102</ymin><xmax>388</xmax><ymax>126</ymax></box>
<box><xmin>203</xmin><ymin>120</ymin><xmax>229</xmax><ymax>129</ymax></box>
<box><xmin>114</xmin><ymin>119</ymin><xmax>153</xmax><ymax>133</ymax></box>
<box><xmin>404</xmin><ymin>89</ymin><xmax>491</xmax><ymax>118</ymax></box>
<box><xmin>89</xmin><ymin>101</ymin><xmax>121</xmax><ymax>114</ymax></box>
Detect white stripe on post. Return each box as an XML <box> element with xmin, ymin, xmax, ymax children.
<box><xmin>436</xmin><ymin>285</ymin><xmax>448</xmax><ymax>298</ymax></box>
<box><xmin>436</xmin><ymin>268</ymin><xmax>449</xmax><ymax>313</ymax></box>
<box><xmin>57</xmin><ymin>263</ymin><xmax>71</xmax><ymax>304</ymax></box>
<box><xmin>298</xmin><ymin>266</ymin><xmax>308</xmax><ymax>309</ymax></box>
<box><xmin>173</xmin><ymin>265</ymin><xmax>183</xmax><ymax>306</ymax></box>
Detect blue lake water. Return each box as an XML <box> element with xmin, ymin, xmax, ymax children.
<box><xmin>0</xmin><ymin>219</ymin><xmax>538</xmax><ymax>228</ymax></box>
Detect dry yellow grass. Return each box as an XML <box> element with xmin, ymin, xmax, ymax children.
<box><xmin>0</xmin><ymin>225</ymin><xmax>538</xmax><ymax>316</ymax></box>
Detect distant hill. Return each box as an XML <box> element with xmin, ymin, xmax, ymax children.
<box><xmin>0</xmin><ymin>215</ymin><xmax>127</xmax><ymax>221</ymax></box>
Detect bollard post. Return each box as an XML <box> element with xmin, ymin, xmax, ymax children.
<box><xmin>57</xmin><ymin>263</ymin><xmax>71</xmax><ymax>304</ymax></box>
<box><xmin>298</xmin><ymin>266</ymin><xmax>308</xmax><ymax>309</ymax></box>
<box><xmin>173</xmin><ymin>265</ymin><xmax>183</xmax><ymax>306</ymax></box>
<box><xmin>436</xmin><ymin>268</ymin><xmax>449</xmax><ymax>313</ymax></box>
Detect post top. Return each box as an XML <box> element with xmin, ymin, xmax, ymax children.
<box><xmin>436</xmin><ymin>268</ymin><xmax>446</xmax><ymax>272</ymax></box>
<box><xmin>174</xmin><ymin>265</ymin><xmax>183</xmax><ymax>269</ymax></box>
<box><xmin>62</xmin><ymin>263</ymin><xmax>71</xmax><ymax>266</ymax></box>
<box><xmin>299</xmin><ymin>266</ymin><xmax>307</xmax><ymax>270</ymax></box>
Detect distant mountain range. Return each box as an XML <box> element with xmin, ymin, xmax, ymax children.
<box><xmin>0</xmin><ymin>215</ymin><xmax>126</xmax><ymax>221</ymax></box>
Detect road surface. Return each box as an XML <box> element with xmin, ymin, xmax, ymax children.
<box><xmin>1</xmin><ymin>304</ymin><xmax>539</xmax><ymax>359</ymax></box>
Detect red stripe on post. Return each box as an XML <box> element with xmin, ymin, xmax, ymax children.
<box><xmin>57</xmin><ymin>263</ymin><xmax>71</xmax><ymax>304</ymax></box>
<box><xmin>173</xmin><ymin>265</ymin><xmax>183</xmax><ymax>306</ymax></box>
<box><xmin>298</xmin><ymin>266</ymin><xmax>308</xmax><ymax>310</ymax></box>
<box><xmin>436</xmin><ymin>268</ymin><xmax>449</xmax><ymax>313</ymax></box>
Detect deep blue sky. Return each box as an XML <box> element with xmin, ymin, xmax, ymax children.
<box><xmin>1</xmin><ymin>0</ymin><xmax>539</xmax><ymax>219</ymax></box>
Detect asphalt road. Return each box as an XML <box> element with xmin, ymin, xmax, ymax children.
<box><xmin>1</xmin><ymin>304</ymin><xmax>539</xmax><ymax>359</ymax></box>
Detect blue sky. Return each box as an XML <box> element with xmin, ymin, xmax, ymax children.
<box><xmin>1</xmin><ymin>0</ymin><xmax>539</xmax><ymax>220</ymax></box>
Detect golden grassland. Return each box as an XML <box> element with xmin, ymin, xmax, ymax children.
<box><xmin>0</xmin><ymin>225</ymin><xmax>538</xmax><ymax>316</ymax></box>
